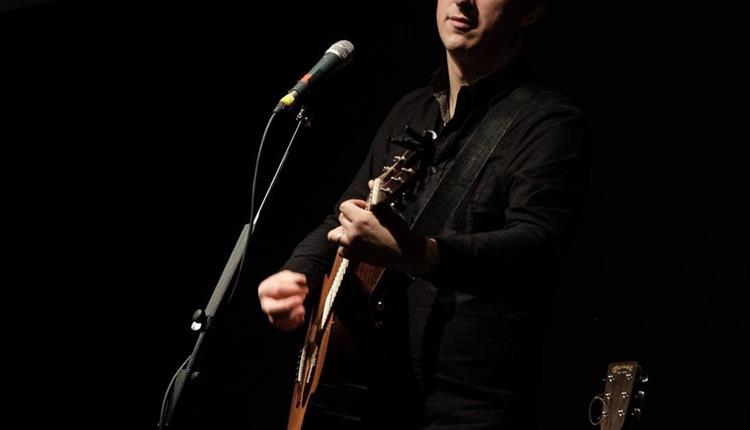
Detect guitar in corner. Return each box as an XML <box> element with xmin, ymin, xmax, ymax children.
<box><xmin>286</xmin><ymin>140</ymin><xmax>430</xmax><ymax>430</ymax></box>
<box><xmin>590</xmin><ymin>361</ymin><xmax>648</xmax><ymax>430</ymax></box>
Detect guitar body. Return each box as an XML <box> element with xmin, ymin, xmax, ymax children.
<box><xmin>287</xmin><ymin>256</ymin><xmax>384</xmax><ymax>430</ymax></box>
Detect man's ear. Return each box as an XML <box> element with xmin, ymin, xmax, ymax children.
<box><xmin>520</xmin><ymin>1</ymin><xmax>546</xmax><ymax>28</ymax></box>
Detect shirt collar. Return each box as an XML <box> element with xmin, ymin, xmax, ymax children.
<box><xmin>429</xmin><ymin>59</ymin><xmax>527</xmax><ymax>124</ymax></box>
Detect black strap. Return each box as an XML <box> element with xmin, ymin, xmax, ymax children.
<box><xmin>367</xmin><ymin>83</ymin><xmax>544</xmax><ymax>331</ymax></box>
<box><xmin>410</xmin><ymin>82</ymin><xmax>543</xmax><ymax>235</ymax></box>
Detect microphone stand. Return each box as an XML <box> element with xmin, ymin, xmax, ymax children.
<box><xmin>159</xmin><ymin>106</ymin><xmax>312</xmax><ymax>429</ymax></box>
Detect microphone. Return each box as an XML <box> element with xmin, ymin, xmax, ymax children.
<box><xmin>273</xmin><ymin>40</ymin><xmax>355</xmax><ymax>113</ymax></box>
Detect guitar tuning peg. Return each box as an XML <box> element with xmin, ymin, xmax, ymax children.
<box><xmin>636</xmin><ymin>364</ymin><xmax>648</xmax><ymax>383</ymax></box>
<box><xmin>631</xmin><ymin>408</ymin><xmax>642</xmax><ymax>420</ymax></box>
<box><xmin>634</xmin><ymin>390</ymin><xmax>646</xmax><ymax>401</ymax></box>
<box><xmin>389</xmin><ymin>193</ymin><xmax>409</xmax><ymax>213</ymax></box>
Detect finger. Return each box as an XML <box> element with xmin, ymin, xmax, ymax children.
<box><xmin>327</xmin><ymin>226</ymin><xmax>345</xmax><ymax>243</ymax></box>
<box><xmin>279</xmin><ymin>270</ymin><xmax>308</xmax><ymax>286</ymax></box>
<box><xmin>338</xmin><ymin>209</ymin><xmax>353</xmax><ymax>224</ymax></box>
<box><xmin>338</xmin><ymin>212</ymin><xmax>353</xmax><ymax>230</ymax></box>
<box><xmin>258</xmin><ymin>271</ymin><xmax>307</xmax><ymax>298</ymax></box>
<box><xmin>339</xmin><ymin>199</ymin><xmax>368</xmax><ymax>217</ymax></box>
<box><xmin>368</xmin><ymin>180</ymin><xmax>374</xmax><ymax>190</ymax></box>
<box><xmin>261</xmin><ymin>295</ymin><xmax>304</xmax><ymax>317</ymax></box>
<box><xmin>260</xmin><ymin>281</ymin><xmax>309</xmax><ymax>300</ymax></box>
<box><xmin>288</xmin><ymin>304</ymin><xmax>306</xmax><ymax>323</ymax></box>
<box><xmin>270</xmin><ymin>304</ymin><xmax>305</xmax><ymax>332</ymax></box>
<box><xmin>261</xmin><ymin>295</ymin><xmax>305</xmax><ymax>317</ymax></box>
<box><xmin>274</xmin><ymin>303</ymin><xmax>305</xmax><ymax>325</ymax></box>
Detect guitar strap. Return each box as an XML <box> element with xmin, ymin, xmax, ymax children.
<box><xmin>314</xmin><ymin>83</ymin><xmax>549</xmax><ymax>425</ymax></box>
<box><xmin>364</xmin><ymin>81</ymin><xmax>548</xmax><ymax>405</ymax></box>
<box><xmin>374</xmin><ymin>81</ymin><xmax>545</xmax><ymax>306</ymax></box>
<box><xmin>409</xmin><ymin>81</ymin><xmax>544</xmax><ymax>235</ymax></box>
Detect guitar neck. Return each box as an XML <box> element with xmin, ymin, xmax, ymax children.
<box><xmin>319</xmin><ymin>255</ymin><xmax>349</xmax><ymax>331</ymax></box>
<box><xmin>596</xmin><ymin>361</ymin><xmax>645</xmax><ymax>430</ymax></box>
<box><xmin>317</xmin><ymin>172</ymin><xmax>396</xmax><ymax>328</ymax></box>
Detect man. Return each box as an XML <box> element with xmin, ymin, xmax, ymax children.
<box><xmin>259</xmin><ymin>0</ymin><xmax>588</xmax><ymax>427</ymax></box>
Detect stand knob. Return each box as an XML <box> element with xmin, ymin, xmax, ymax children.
<box><xmin>191</xmin><ymin>309</ymin><xmax>206</xmax><ymax>331</ymax></box>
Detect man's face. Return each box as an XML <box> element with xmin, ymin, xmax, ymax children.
<box><xmin>436</xmin><ymin>0</ymin><xmax>530</xmax><ymax>57</ymax></box>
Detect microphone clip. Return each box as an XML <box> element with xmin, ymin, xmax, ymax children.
<box><xmin>296</xmin><ymin>105</ymin><xmax>312</xmax><ymax>128</ymax></box>
<box><xmin>388</xmin><ymin>125</ymin><xmax>437</xmax><ymax>189</ymax></box>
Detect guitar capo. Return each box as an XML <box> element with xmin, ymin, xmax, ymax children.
<box><xmin>387</xmin><ymin>125</ymin><xmax>437</xmax><ymax>186</ymax></box>
<box><xmin>388</xmin><ymin>125</ymin><xmax>436</xmax><ymax>152</ymax></box>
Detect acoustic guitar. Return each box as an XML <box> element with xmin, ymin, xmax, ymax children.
<box><xmin>286</xmin><ymin>146</ymin><xmax>427</xmax><ymax>430</ymax></box>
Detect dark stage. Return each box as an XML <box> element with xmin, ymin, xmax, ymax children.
<box><xmin>2</xmin><ymin>1</ymin><xmax>745</xmax><ymax>429</ymax></box>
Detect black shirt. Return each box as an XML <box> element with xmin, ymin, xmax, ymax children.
<box><xmin>282</xmin><ymin>63</ymin><xmax>588</xmax><ymax>429</ymax></box>
<box><xmin>283</xmin><ymin>62</ymin><xmax>587</xmax><ymax>297</ymax></box>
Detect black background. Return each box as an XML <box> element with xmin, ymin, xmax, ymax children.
<box><xmin>2</xmin><ymin>1</ymin><xmax>745</xmax><ymax>429</ymax></box>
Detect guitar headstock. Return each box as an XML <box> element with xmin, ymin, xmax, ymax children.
<box><xmin>367</xmin><ymin>150</ymin><xmax>421</xmax><ymax>211</ymax></box>
<box><xmin>590</xmin><ymin>361</ymin><xmax>647</xmax><ymax>430</ymax></box>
